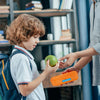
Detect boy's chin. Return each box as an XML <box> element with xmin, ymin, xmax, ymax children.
<box><xmin>27</xmin><ymin>48</ymin><xmax>34</xmax><ymax>51</ymax></box>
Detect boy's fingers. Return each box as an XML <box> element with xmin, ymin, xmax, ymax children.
<box><xmin>53</xmin><ymin>63</ymin><xmax>59</xmax><ymax>71</ymax></box>
<box><xmin>47</xmin><ymin>60</ymin><xmax>49</xmax><ymax>63</ymax></box>
<box><xmin>55</xmin><ymin>63</ymin><xmax>59</xmax><ymax>68</ymax></box>
<box><xmin>47</xmin><ymin>60</ymin><xmax>50</xmax><ymax>66</ymax></box>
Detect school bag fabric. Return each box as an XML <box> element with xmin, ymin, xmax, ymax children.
<box><xmin>0</xmin><ymin>48</ymin><xmax>32</xmax><ymax>100</ymax></box>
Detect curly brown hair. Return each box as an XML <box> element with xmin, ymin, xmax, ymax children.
<box><xmin>6</xmin><ymin>14</ymin><xmax>45</xmax><ymax>45</ymax></box>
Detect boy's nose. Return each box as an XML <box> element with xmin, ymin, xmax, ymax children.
<box><xmin>36</xmin><ymin>38</ymin><xmax>39</xmax><ymax>43</ymax></box>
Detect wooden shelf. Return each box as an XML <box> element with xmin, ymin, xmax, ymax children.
<box><xmin>0</xmin><ymin>9</ymin><xmax>73</xmax><ymax>18</ymax></box>
<box><xmin>38</xmin><ymin>39</ymin><xmax>76</xmax><ymax>46</ymax></box>
<box><xmin>43</xmin><ymin>71</ymin><xmax>82</xmax><ymax>88</ymax></box>
<box><xmin>0</xmin><ymin>39</ymin><xmax>75</xmax><ymax>47</ymax></box>
<box><xmin>0</xmin><ymin>10</ymin><xmax>9</xmax><ymax>18</ymax></box>
<box><xmin>14</xmin><ymin>9</ymin><xmax>73</xmax><ymax>17</ymax></box>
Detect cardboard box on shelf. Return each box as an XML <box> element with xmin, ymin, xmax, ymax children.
<box><xmin>60</xmin><ymin>29</ymin><xmax>72</xmax><ymax>40</ymax></box>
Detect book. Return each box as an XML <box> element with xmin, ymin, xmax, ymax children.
<box><xmin>25</xmin><ymin>3</ymin><xmax>34</xmax><ymax>8</ymax></box>
<box><xmin>0</xmin><ymin>30</ymin><xmax>4</xmax><ymax>35</ymax></box>
<box><xmin>25</xmin><ymin>1</ymin><xmax>43</xmax><ymax>10</ymax></box>
<box><xmin>59</xmin><ymin>0</ymin><xmax>63</xmax><ymax>9</ymax></box>
<box><xmin>0</xmin><ymin>6</ymin><xmax>9</xmax><ymax>10</ymax></box>
<box><xmin>25</xmin><ymin>6</ymin><xmax>35</xmax><ymax>10</ymax></box>
<box><xmin>59</xmin><ymin>0</ymin><xmax>73</xmax><ymax>9</ymax></box>
<box><xmin>0</xmin><ymin>40</ymin><xmax>8</xmax><ymax>43</ymax></box>
<box><xmin>61</xmin><ymin>0</ymin><xmax>65</xmax><ymax>9</ymax></box>
<box><xmin>60</xmin><ymin>29</ymin><xmax>72</xmax><ymax>40</ymax></box>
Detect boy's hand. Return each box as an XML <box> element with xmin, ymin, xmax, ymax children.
<box><xmin>59</xmin><ymin>53</ymin><xmax>78</xmax><ymax>68</ymax></box>
<box><xmin>44</xmin><ymin>60</ymin><xmax>59</xmax><ymax>75</ymax></box>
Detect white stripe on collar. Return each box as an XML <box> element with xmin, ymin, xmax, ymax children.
<box><xmin>14</xmin><ymin>45</ymin><xmax>34</xmax><ymax>60</ymax></box>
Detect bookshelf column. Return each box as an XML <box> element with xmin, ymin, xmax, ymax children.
<box><xmin>49</xmin><ymin>0</ymin><xmax>63</xmax><ymax>59</ymax></box>
<box><xmin>9</xmin><ymin>0</ymin><xmax>14</xmax><ymax>22</ymax></box>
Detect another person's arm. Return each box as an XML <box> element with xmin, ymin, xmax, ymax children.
<box><xmin>63</xmin><ymin>56</ymin><xmax>92</xmax><ymax>73</ymax></box>
<box><xmin>59</xmin><ymin>47</ymin><xmax>98</xmax><ymax>68</ymax></box>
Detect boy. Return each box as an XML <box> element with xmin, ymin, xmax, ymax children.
<box><xmin>6</xmin><ymin>14</ymin><xmax>59</xmax><ymax>100</ymax></box>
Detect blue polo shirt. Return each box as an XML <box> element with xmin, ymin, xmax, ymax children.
<box><xmin>10</xmin><ymin>45</ymin><xmax>45</xmax><ymax>100</ymax></box>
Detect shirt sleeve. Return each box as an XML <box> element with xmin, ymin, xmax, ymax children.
<box><xmin>88</xmin><ymin>42</ymin><xmax>100</xmax><ymax>54</ymax></box>
<box><xmin>11</xmin><ymin>54</ymin><xmax>32</xmax><ymax>85</ymax></box>
<box><xmin>92</xmin><ymin>43</ymin><xmax>100</xmax><ymax>54</ymax></box>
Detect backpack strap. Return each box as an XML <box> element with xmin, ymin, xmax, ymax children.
<box><xmin>1</xmin><ymin>60</ymin><xmax>10</xmax><ymax>90</ymax></box>
<box><xmin>10</xmin><ymin>48</ymin><xmax>33</xmax><ymax>100</ymax></box>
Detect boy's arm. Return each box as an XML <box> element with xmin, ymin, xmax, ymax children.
<box><xmin>19</xmin><ymin>71</ymin><xmax>49</xmax><ymax>96</ymax></box>
<box><xmin>19</xmin><ymin>61</ymin><xmax>58</xmax><ymax>96</ymax></box>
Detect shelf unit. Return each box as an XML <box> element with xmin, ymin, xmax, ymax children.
<box><xmin>0</xmin><ymin>1</ymin><xmax>81</xmax><ymax>99</ymax></box>
<box><xmin>0</xmin><ymin>0</ymin><xmax>81</xmax><ymax>100</ymax></box>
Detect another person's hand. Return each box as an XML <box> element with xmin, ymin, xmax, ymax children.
<box><xmin>60</xmin><ymin>66</ymin><xmax>79</xmax><ymax>86</ymax></box>
<box><xmin>62</xmin><ymin>66</ymin><xmax>80</xmax><ymax>74</ymax></box>
<box><xmin>59</xmin><ymin>53</ymin><xmax>78</xmax><ymax>68</ymax></box>
<box><xmin>44</xmin><ymin>60</ymin><xmax>59</xmax><ymax>75</ymax></box>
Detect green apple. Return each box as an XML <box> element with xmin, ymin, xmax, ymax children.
<box><xmin>45</xmin><ymin>55</ymin><xmax>58</xmax><ymax>67</ymax></box>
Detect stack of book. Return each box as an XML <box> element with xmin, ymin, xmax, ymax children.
<box><xmin>0</xmin><ymin>30</ymin><xmax>8</xmax><ymax>44</ymax></box>
<box><xmin>0</xmin><ymin>6</ymin><xmax>9</xmax><ymax>13</ymax></box>
<box><xmin>59</xmin><ymin>0</ymin><xmax>73</xmax><ymax>9</ymax></box>
<box><xmin>0</xmin><ymin>6</ymin><xmax>9</xmax><ymax>17</ymax></box>
<box><xmin>25</xmin><ymin>1</ymin><xmax>43</xmax><ymax>10</ymax></box>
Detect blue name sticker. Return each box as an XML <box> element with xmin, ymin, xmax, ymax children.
<box><xmin>62</xmin><ymin>78</ymin><xmax>71</xmax><ymax>82</ymax></box>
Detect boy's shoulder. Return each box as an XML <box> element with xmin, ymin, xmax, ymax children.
<box><xmin>11</xmin><ymin>52</ymin><xmax>29</xmax><ymax>62</ymax></box>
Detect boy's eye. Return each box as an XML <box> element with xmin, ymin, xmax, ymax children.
<box><xmin>34</xmin><ymin>35</ymin><xmax>38</xmax><ymax>38</ymax></box>
<box><xmin>34</xmin><ymin>36</ymin><xmax>37</xmax><ymax>38</ymax></box>
<box><xmin>34</xmin><ymin>35</ymin><xmax>40</xmax><ymax>38</ymax></box>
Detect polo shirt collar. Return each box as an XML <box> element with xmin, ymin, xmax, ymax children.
<box><xmin>14</xmin><ymin>45</ymin><xmax>34</xmax><ymax>60</ymax></box>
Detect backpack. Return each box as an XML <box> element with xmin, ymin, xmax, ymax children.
<box><xmin>0</xmin><ymin>48</ymin><xmax>32</xmax><ymax>100</ymax></box>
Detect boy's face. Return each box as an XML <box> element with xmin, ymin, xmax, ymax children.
<box><xmin>22</xmin><ymin>35</ymin><xmax>40</xmax><ymax>51</ymax></box>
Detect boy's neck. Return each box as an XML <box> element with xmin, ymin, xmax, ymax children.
<box><xmin>17</xmin><ymin>43</ymin><xmax>27</xmax><ymax>50</ymax></box>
